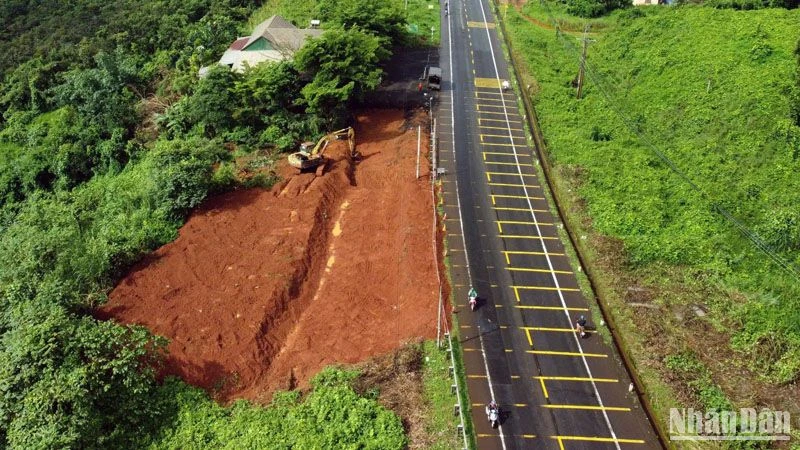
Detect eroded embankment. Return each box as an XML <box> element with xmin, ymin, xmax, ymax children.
<box><xmin>98</xmin><ymin>109</ymin><xmax>440</xmax><ymax>402</ymax></box>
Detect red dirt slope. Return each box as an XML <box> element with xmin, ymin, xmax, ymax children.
<box><xmin>98</xmin><ymin>110</ymin><xmax>439</xmax><ymax>401</ymax></box>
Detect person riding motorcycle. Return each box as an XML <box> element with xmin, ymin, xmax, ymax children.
<box><xmin>485</xmin><ymin>400</ymin><xmax>499</xmax><ymax>426</ymax></box>
<box><xmin>468</xmin><ymin>287</ymin><xmax>478</xmax><ymax>310</ymax></box>
<box><xmin>575</xmin><ymin>315</ymin><xmax>587</xmax><ymax>338</ymax></box>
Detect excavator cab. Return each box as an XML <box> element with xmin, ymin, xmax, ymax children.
<box><xmin>287</xmin><ymin>127</ymin><xmax>356</xmax><ymax>176</ymax></box>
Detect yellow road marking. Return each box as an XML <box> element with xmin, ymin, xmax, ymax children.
<box><xmin>481</xmin><ymin>133</ymin><xmax>526</xmax><ymax>141</ymax></box>
<box><xmin>479</xmin><ymin>124</ymin><xmax>525</xmax><ymax>132</ymax></box>
<box><xmin>535</xmin><ymin>376</ymin><xmax>618</xmax><ymax>382</ymax></box>
<box><xmin>475</xmin><ymin>95</ymin><xmax>514</xmax><ymax>102</ymax></box>
<box><xmin>486</xmin><ymin>172</ymin><xmax>536</xmax><ymax>182</ymax></box>
<box><xmin>490</xmin><ymin>194</ymin><xmax>544</xmax><ymax>204</ymax></box>
<box><xmin>513</xmin><ymin>285</ymin><xmax>579</xmax><ymax>292</ymax></box>
<box><xmin>471</xmin><ymin>403</ymin><xmax>528</xmax><ymax>407</ymax></box>
<box><xmin>506</xmin><ymin>267</ymin><xmax>572</xmax><ymax>275</ymax></box>
<box><xmin>497</xmin><ymin>222</ymin><xmax>553</xmax><ymax>233</ymax></box>
<box><xmin>545</xmin><ymin>403</ymin><xmax>630</xmax><ymax>411</ymax></box>
<box><xmin>516</xmin><ymin>305</ymin><xmax>589</xmax><ymax>311</ymax></box>
<box><xmin>480</xmin><ymin>117</ymin><xmax>522</xmax><ymax>124</ymax></box>
<box><xmin>524</xmin><ymin>328</ymin><xmax>533</xmax><ymax>346</ymax></box>
<box><xmin>488</xmin><ymin>182</ymin><xmax>540</xmax><ymax>188</ymax></box>
<box><xmin>476</xmin><ymin>105</ymin><xmax>505</xmax><ymax>112</ymax></box>
<box><xmin>477</xmin><ymin>110</ymin><xmax>519</xmax><ymax>116</ymax></box>
<box><xmin>503</xmin><ymin>250</ymin><xmax>563</xmax><ymax>256</ymax></box>
<box><xmin>474</xmin><ymin>97</ymin><xmax>505</xmax><ymax>103</ymax></box>
<box><xmin>554</xmin><ymin>436</ymin><xmax>645</xmax><ymax>444</ymax></box>
<box><xmin>487</xmin><ymin>172</ymin><xmax>536</xmax><ymax>178</ymax></box>
<box><xmin>467</xmin><ymin>374</ymin><xmax>488</xmax><ymax>378</ymax></box>
<box><xmin>474</xmin><ymin>77</ymin><xmax>505</xmax><ymax>88</ymax></box>
<box><xmin>498</xmin><ymin>219</ymin><xmax>547</xmax><ymax>224</ymax></box>
<box><xmin>512</xmin><ymin>285</ymin><xmax>577</xmax><ymax>301</ymax></box>
<box><xmin>539</xmin><ymin>378</ymin><xmax>549</xmax><ymax>399</ymax></box>
<box><xmin>523</xmin><ymin>326</ymin><xmax>595</xmax><ymax>333</ymax></box>
<box><xmin>527</xmin><ymin>350</ymin><xmax>608</xmax><ymax>358</ymax></box>
<box><xmin>475</xmin><ymin>90</ymin><xmax>514</xmax><ymax>97</ymax></box>
<box><xmin>482</xmin><ymin>142</ymin><xmax>522</xmax><ymax>147</ymax></box>
<box><xmin>483</xmin><ymin>152</ymin><xmax>532</xmax><ymax>159</ymax></box>
<box><xmin>467</xmin><ymin>21</ymin><xmax>496</xmax><ymax>28</ymax></box>
<box><xmin>484</xmin><ymin>161</ymin><xmax>533</xmax><ymax>167</ymax></box>
<box><xmin>500</xmin><ymin>235</ymin><xmax>559</xmax><ymax>240</ymax></box>
<box><xmin>493</xmin><ymin>206</ymin><xmax>549</xmax><ymax>212</ymax></box>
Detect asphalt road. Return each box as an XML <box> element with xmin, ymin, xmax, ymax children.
<box><xmin>434</xmin><ymin>0</ymin><xmax>664</xmax><ymax>448</ymax></box>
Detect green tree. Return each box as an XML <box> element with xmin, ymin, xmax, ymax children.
<box><xmin>315</xmin><ymin>0</ymin><xmax>407</xmax><ymax>47</ymax></box>
<box><xmin>150</xmin><ymin>137</ymin><xmax>225</xmax><ymax>217</ymax></box>
<box><xmin>0</xmin><ymin>304</ymin><xmax>165</xmax><ymax>448</ymax></box>
<box><xmin>234</xmin><ymin>61</ymin><xmax>303</xmax><ymax>126</ymax></box>
<box><xmin>294</xmin><ymin>29</ymin><xmax>387</xmax><ymax>127</ymax></box>
<box><xmin>184</xmin><ymin>65</ymin><xmax>241</xmax><ymax>137</ymax></box>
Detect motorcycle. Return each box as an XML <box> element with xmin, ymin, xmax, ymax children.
<box><xmin>485</xmin><ymin>405</ymin><xmax>500</xmax><ymax>428</ymax></box>
<box><xmin>468</xmin><ymin>288</ymin><xmax>478</xmax><ymax>311</ymax></box>
<box><xmin>575</xmin><ymin>315</ymin><xmax>587</xmax><ymax>338</ymax></box>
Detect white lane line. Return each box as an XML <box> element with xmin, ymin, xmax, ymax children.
<box><xmin>448</xmin><ymin>2</ymin><xmax>508</xmax><ymax>449</ymax></box>
<box><xmin>474</xmin><ymin>1</ymin><xmax>623</xmax><ymax>448</ymax></box>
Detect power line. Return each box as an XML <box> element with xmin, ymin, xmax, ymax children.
<box><xmin>535</xmin><ymin>0</ymin><xmax>800</xmax><ymax>280</ymax></box>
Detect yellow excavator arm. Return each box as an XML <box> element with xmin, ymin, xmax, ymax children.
<box><xmin>288</xmin><ymin>127</ymin><xmax>356</xmax><ymax>173</ymax></box>
<box><xmin>309</xmin><ymin>127</ymin><xmax>355</xmax><ymax>157</ymax></box>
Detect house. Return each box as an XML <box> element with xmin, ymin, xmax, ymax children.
<box><xmin>216</xmin><ymin>15</ymin><xmax>323</xmax><ymax>72</ymax></box>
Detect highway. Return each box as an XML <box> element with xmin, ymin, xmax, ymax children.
<box><xmin>434</xmin><ymin>0</ymin><xmax>664</xmax><ymax>448</ymax></box>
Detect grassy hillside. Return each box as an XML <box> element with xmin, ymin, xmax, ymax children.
<box><xmin>505</xmin><ymin>1</ymin><xmax>800</xmax><ymax>432</ymax></box>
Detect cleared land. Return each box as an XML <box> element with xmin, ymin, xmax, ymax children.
<box><xmin>98</xmin><ymin>109</ymin><xmax>441</xmax><ymax>402</ymax></box>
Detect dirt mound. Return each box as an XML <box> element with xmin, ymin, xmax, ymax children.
<box><xmin>98</xmin><ymin>109</ymin><xmax>440</xmax><ymax>401</ymax></box>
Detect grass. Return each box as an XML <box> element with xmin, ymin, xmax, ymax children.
<box><xmin>247</xmin><ymin>0</ymin><xmax>317</xmax><ymax>30</ymax></box>
<box><xmin>502</xmin><ymin>0</ymin><xmax>800</xmax><ymax>443</ymax></box>
<box><xmin>448</xmin><ymin>325</ymin><xmax>477</xmax><ymax>450</ymax></box>
<box><xmin>421</xmin><ymin>340</ymin><xmax>462</xmax><ymax>450</ymax></box>
<box><xmin>404</xmin><ymin>0</ymin><xmax>441</xmax><ymax>46</ymax></box>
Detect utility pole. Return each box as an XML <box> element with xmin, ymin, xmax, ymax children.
<box><xmin>576</xmin><ymin>25</ymin><xmax>594</xmax><ymax>99</ymax></box>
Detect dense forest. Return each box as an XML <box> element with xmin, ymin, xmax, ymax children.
<box><xmin>0</xmin><ymin>0</ymin><xmax>433</xmax><ymax>447</ymax></box>
<box><xmin>506</xmin><ymin>0</ymin><xmax>800</xmax><ymax>435</ymax></box>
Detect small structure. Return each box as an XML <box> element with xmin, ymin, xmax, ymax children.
<box><xmin>217</xmin><ymin>15</ymin><xmax>324</xmax><ymax>72</ymax></box>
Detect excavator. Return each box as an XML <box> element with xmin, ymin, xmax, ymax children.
<box><xmin>287</xmin><ymin>127</ymin><xmax>356</xmax><ymax>176</ymax></box>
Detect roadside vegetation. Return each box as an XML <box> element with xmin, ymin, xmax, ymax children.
<box><xmin>503</xmin><ymin>0</ymin><xmax>800</xmax><ymax>441</ymax></box>
<box><xmin>0</xmin><ymin>0</ymin><xmax>442</xmax><ymax>447</ymax></box>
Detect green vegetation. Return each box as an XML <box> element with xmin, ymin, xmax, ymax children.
<box><xmin>422</xmin><ymin>340</ymin><xmax>463</xmax><ymax>450</ymax></box>
<box><xmin>664</xmin><ymin>352</ymin><xmax>732</xmax><ymax>412</ymax></box>
<box><xmin>505</xmin><ymin>0</ymin><xmax>800</xmax><ymax>428</ymax></box>
<box><xmin>404</xmin><ymin>0</ymin><xmax>443</xmax><ymax>46</ymax></box>
<box><xmin>0</xmin><ymin>0</ymin><xmax>439</xmax><ymax>446</ymax></box>
<box><xmin>144</xmin><ymin>368</ymin><xmax>406</xmax><ymax>449</ymax></box>
<box><xmin>250</xmin><ymin>0</ymin><xmax>440</xmax><ymax>47</ymax></box>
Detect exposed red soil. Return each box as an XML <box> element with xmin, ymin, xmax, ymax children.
<box><xmin>97</xmin><ymin>109</ymin><xmax>441</xmax><ymax>402</ymax></box>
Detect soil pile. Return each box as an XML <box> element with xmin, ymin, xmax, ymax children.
<box><xmin>98</xmin><ymin>110</ymin><xmax>439</xmax><ymax>401</ymax></box>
